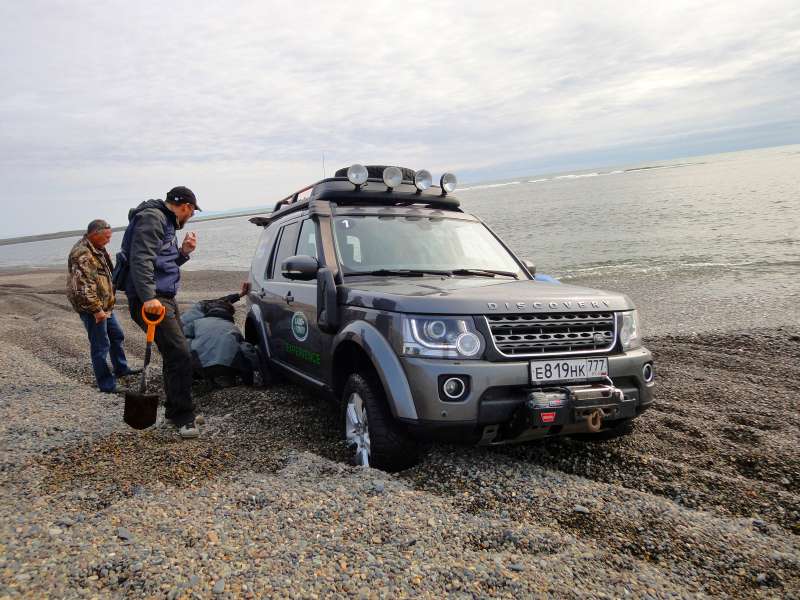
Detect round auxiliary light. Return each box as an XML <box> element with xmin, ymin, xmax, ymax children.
<box><xmin>456</xmin><ymin>332</ymin><xmax>481</xmax><ymax>357</ymax></box>
<box><xmin>414</xmin><ymin>169</ymin><xmax>432</xmax><ymax>191</ymax></box>
<box><xmin>440</xmin><ymin>172</ymin><xmax>457</xmax><ymax>194</ymax></box>
<box><xmin>382</xmin><ymin>166</ymin><xmax>403</xmax><ymax>189</ymax></box>
<box><xmin>347</xmin><ymin>164</ymin><xmax>369</xmax><ymax>186</ymax></box>
<box><xmin>442</xmin><ymin>377</ymin><xmax>466</xmax><ymax>400</ymax></box>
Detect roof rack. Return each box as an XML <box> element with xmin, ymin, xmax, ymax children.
<box><xmin>250</xmin><ymin>165</ymin><xmax>461</xmax><ymax>226</ymax></box>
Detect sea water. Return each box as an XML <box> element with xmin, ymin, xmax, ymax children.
<box><xmin>2</xmin><ymin>145</ymin><xmax>798</xmax><ymax>333</ymax></box>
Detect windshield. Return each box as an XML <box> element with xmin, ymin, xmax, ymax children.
<box><xmin>333</xmin><ymin>215</ymin><xmax>525</xmax><ymax>277</ymax></box>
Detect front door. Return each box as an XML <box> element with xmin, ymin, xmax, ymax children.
<box><xmin>265</xmin><ymin>218</ymin><xmax>325</xmax><ymax>382</ymax></box>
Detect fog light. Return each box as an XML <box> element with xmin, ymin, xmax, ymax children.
<box><xmin>643</xmin><ymin>363</ymin><xmax>655</xmax><ymax>383</ymax></box>
<box><xmin>382</xmin><ymin>166</ymin><xmax>403</xmax><ymax>189</ymax></box>
<box><xmin>442</xmin><ymin>377</ymin><xmax>466</xmax><ymax>400</ymax></box>
<box><xmin>414</xmin><ymin>169</ymin><xmax>432</xmax><ymax>191</ymax></box>
<box><xmin>347</xmin><ymin>164</ymin><xmax>369</xmax><ymax>186</ymax></box>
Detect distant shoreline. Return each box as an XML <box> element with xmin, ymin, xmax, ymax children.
<box><xmin>0</xmin><ymin>208</ymin><xmax>270</xmax><ymax>247</ymax></box>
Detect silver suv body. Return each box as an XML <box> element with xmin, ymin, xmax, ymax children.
<box><xmin>245</xmin><ymin>166</ymin><xmax>655</xmax><ymax>470</ymax></box>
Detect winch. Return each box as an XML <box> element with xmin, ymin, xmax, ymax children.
<box><xmin>525</xmin><ymin>381</ymin><xmax>625</xmax><ymax>432</ymax></box>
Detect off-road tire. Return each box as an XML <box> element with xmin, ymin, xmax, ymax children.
<box><xmin>253</xmin><ymin>346</ymin><xmax>273</xmax><ymax>387</ymax></box>
<box><xmin>341</xmin><ymin>372</ymin><xmax>420</xmax><ymax>472</ymax></box>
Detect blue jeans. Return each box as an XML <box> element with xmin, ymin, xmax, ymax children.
<box><xmin>79</xmin><ymin>312</ymin><xmax>130</xmax><ymax>392</ymax></box>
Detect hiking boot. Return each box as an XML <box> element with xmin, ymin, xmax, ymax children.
<box><xmin>117</xmin><ymin>367</ymin><xmax>143</xmax><ymax>377</ymax></box>
<box><xmin>178</xmin><ymin>420</ymin><xmax>200</xmax><ymax>439</ymax></box>
<box><xmin>161</xmin><ymin>415</ymin><xmax>203</xmax><ymax>428</ymax></box>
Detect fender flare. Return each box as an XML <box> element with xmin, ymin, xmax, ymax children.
<box><xmin>332</xmin><ymin>321</ymin><xmax>418</xmax><ymax>421</ymax></box>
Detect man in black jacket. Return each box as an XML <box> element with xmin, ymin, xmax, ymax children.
<box><xmin>119</xmin><ymin>186</ymin><xmax>201</xmax><ymax>438</ymax></box>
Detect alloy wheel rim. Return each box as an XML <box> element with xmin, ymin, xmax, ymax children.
<box><xmin>345</xmin><ymin>392</ymin><xmax>370</xmax><ymax>467</ymax></box>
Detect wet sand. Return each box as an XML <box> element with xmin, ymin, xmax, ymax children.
<box><xmin>0</xmin><ymin>268</ymin><xmax>798</xmax><ymax>597</ymax></box>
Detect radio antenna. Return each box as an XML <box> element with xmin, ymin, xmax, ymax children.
<box><xmin>322</xmin><ymin>152</ymin><xmax>326</xmax><ymax>178</ymax></box>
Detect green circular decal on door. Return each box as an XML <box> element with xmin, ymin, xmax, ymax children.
<box><xmin>291</xmin><ymin>312</ymin><xmax>309</xmax><ymax>342</ymax></box>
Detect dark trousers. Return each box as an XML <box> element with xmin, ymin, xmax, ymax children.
<box><xmin>129</xmin><ymin>296</ymin><xmax>195</xmax><ymax>426</ymax></box>
<box><xmin>79</xmin><ymin>312</ymin><xmax>130</xmax><ymax>392</ymax></box>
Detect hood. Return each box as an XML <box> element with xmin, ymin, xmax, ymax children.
<box><xmin>339</xmin><ymin>276</ymin><xmax>634</xmax><ymax>314</ymax></box>
<box><xmin>128</xmin><ymin>199</ymin><xmax>178</xmax><ymax>227</ymax></box>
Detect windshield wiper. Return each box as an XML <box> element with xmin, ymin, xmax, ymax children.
<box><xmin>450</xmin><ymin>268</ymin><xmax>519</xmax><ymax>279</ymax></box>
<box><xmin>344</xmin><ymin>269</ymin><xmax>453</xmax><ymax>277</ymax></box>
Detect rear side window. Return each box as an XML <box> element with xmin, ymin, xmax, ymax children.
<box><xmin>268</xmin><ymin>221</ymin><xmax>301</xmax><ymax>281</ymax></box>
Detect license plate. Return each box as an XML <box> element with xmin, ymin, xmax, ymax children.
<box><xmin>529</xmin><ymin>357</ymin><xmax>608</xmax><ymax>384</ymax></box>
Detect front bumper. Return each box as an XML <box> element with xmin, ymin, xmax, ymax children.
<box><xmin>400</xmin><ymin>347</ymin><xmax>654</xmax><ymax>442</ymax></box>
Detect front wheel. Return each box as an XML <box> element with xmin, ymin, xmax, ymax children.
<box><xmin>341</xmin><ymin>372</ymin><xmax>421</xmax><ymax>472</ymax></box>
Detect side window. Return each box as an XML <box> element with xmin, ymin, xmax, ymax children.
<box><xmin>254</xmin><ymin>223</ymin><xmax>279</xmax><ymax>281</ymax></box>
<box><xmin>297</xmin><ymin>219</ymin><xmax>318</xmax><ymax>259</ymax></box>
<box><xmin>268</xmin><ymin>221</ymin><xmax>301</xmax><ymax>281</ymax></box>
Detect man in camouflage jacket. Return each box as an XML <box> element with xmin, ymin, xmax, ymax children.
<box><xmin>67</xmin><ymin>219</ymin><xmax>137</xmax><ymax>392</ymax></box>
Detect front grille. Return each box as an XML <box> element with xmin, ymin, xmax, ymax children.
<box><xmin>485</xmin><ymin>312</ymin><xmax>617</xmax><ymax>357</ymax></box>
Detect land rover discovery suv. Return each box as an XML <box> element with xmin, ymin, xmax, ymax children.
<box><xmin>245</xmin><ymin>165</ymin><xmax>655</xmax><ymax>471</ymax></box>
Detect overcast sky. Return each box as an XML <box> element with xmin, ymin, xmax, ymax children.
<box><xmin>1</xmin><ymin>0</ymin><xmax>799</xmax><ymax>237</ymax></box>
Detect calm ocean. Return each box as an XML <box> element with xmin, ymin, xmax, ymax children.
<box><xmin>3</xmin><ymin>145</ymin><xmax>798</xmax><ymax>333</ymax></box>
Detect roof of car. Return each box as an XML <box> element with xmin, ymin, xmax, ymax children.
<box><xmin>250</xmin><ymin>166</ymin><xmax>462</xmax><ymax>227</ymax></box>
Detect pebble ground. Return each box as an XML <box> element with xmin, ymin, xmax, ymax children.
<box><xmin>0</xmin><ymin>269</ymin><xmax>797</xmax><ymax>598</ymax></box>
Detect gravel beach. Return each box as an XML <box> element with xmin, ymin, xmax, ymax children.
<box><xmin>0</xmin><ymin>268</ymin><xmax>798</xmax><ymax>598</ymax></box>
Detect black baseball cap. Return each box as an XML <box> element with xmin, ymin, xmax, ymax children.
<box><xmin>166</xmin><ymin>186</ymin><xmax>201</xmax><ymax>211</ymax></box>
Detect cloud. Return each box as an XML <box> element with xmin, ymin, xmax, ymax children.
<box><xmin>0</xmin><ymin>0</ymin><xmax>799</xmax><ymax>235</ymax></box>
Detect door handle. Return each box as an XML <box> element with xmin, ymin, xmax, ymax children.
<box><xmin>284</xmin><ymin>291</ymin><xmax>294</xmax><ymax>305</ymax></box>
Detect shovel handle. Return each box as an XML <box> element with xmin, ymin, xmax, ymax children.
<box><xmin>141</xmin><ymin>305</ymin><xmax>165</xmax><ymax>343</ymax></box>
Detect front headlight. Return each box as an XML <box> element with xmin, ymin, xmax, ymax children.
<box><xmin>619</xmin><ymin>310</ymin><xmax>642</xmax><ymax>351</ymax></box>
<box><xmin>402</xmin><ymin>316</ymin><xmax>484</xmax><ymax>359</ymax></box>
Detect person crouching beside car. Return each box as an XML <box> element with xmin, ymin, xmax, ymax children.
<box><xmin>67</xmin><ymin>219</ymin><xmax>139</xmax><ymax>393</ymax></box>
<box><xmin>181</xmin><ymin>282</ymin><xmax>259</xmax><ymax>387</ymax></box>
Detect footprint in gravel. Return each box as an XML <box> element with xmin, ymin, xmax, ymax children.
<box><xmin>721</xmin><ymin>425</ymin><xmax>763</xmax><ymax>445</ymax></box>
<box><xmin>661</xmin><ymin>417</ymin><xmax>706</xmax><ymax>439</ymax></box>
<box><xmin>729</xmin><ymin>414</ymin><xmax>782</xmax><ymax>432</ymax></box>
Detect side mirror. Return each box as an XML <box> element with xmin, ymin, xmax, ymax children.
<box><xmin>281</xmin><ymin>255</ymin><xmax>319</xmax><ymax>281</ymax></box>
<box><xmin>523</xmin><ymin>259</ymin><xmax>536</xmax><ymax>275</ymax></box>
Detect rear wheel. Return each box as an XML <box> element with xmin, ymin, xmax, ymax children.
<box><xmin>341</xmin><ymin>372</ymin><xmax>420</xmax><ymax>471</ymax></box>
<box><xmin>245</xmin><ymin>317</ymin><xmax>275</xmax><ymax>387</ymax></box>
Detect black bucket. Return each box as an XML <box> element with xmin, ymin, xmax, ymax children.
<box><xmin>123</xmin><ymin>392</ymin><xmax>159</xmax><ymax>429</ymax></box>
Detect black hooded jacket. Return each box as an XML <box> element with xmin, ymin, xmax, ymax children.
<box><xmin>120</xmin><ymin>199</ymin><xmax>189</xmax><ymax>300</ymax></box>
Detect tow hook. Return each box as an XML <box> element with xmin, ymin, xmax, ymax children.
<box><xmin>586</xmin><ymin>409</ymin><xmax>603</xmax><ymax>432</ymax></box>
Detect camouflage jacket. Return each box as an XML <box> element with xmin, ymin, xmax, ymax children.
<box><xmin>66</xmin><ymin>236</ymin><xmax>115</xmax><ymax>314</ymax></box>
